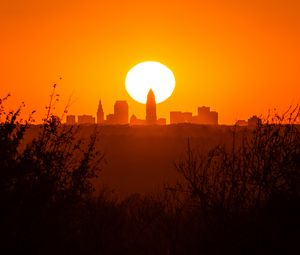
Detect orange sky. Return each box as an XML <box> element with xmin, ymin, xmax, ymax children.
<box><xmin>0</xmin><ymin>0</ymin><xmax>299</xmax><ymax>124</ymax></box>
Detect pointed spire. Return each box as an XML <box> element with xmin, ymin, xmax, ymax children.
<box><xmin>97</xmin><ymin>99</ymin><xmax>104</xmax><ymax>124</ymax></box>
<box><xmin>148</xmin><ymin>88</ymin><xmax>154</xmax><ymax>96</ymax></box>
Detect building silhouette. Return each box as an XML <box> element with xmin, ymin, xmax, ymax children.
<box><xmin>170</xmin><ymin>111</ymin><xmax>193</xmax><ymax>124</ymax></box>
<box><xmin>157</xmin><ymin>118</ymin><xmax>167</xmax><ymax>125</ymax></box>
<box><xmin>66</xmin><ymin>115</ymin><xmax>76</xmax><ymax>125</ymax></box>
<box><xmin>210</xmin><ymin>111</ymin><xmax>218</xmax><ymax>125</ymax></box>
<box><xmin>146</xmin><ymin>89</ymin><xmax>157</xmax><ymax>125</ymax></box>
<box><xmin>97</xmin><ymin>100</ymin><xmax>104</xmax><ymax>124</ymax></box>
<box><xmin>170</xmin><ymin>107</ymin><xmax>218</xmax><ymax>125</ymax></box>
<box><xmin>106</xmin><ymin>114</ymin><xmax>116</xmax><ymax>125</ymax></box>
<box><xmin>196</xmin><ymin>106</ymin><xmax>218</xmax><ymax>125</ymax></box>
<box><xmin>78</xmin><ymin>115</ymin><xmax>95</xmax><ymax>125</ymax></box>
<box><xmin>114</xmin><ymin>100</ymin><xmax>129</xmax><ymax>124</ymax></box>
<box><xmin>66</xmin><ymin>97</ymin><xmax>220</xmax><ymax>126</ymax></box>
<box><xmin>130</xmin><ymin>114</ymin><xmax>146</xmax><ymax>125</ymax></box>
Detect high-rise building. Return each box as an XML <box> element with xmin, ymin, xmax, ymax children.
<box><xmin>146</xmin><ymin>89</ymin><xmax>157</xmax><ymax>125</ymax></box>
<box><xmin>114</xmin><ymin>100</ymin><xmax>129</xmax><ymax>124</ymax></box>
<box><xmin>157</xmin><ymin>118</ymin><xmax>166</xmax><ymax>125</ymax></box>
<box><xmin>171</xmin><ymin>106</ymin><xmax>218</xmax><ymax>125</ymax></box>
<box><xmin>170</xmin><ymin>111</ymin><xmax>193</xmax><ymax>124</ymax></box>
<box><xmin>197</xmin><ymin>106</ymin><xmax>211</xmax><ymax>124</ymax></box>
<box><xmin>198</xmin><ymin>106</ymin><xmax>210</xmax><ymax>116</ymax></box>
<box><xmin>97</xmin><ymin>100</ymin><xmax>104</xmax><ymax>124</ymax></box>
<box><xmin>66</xmin><ymin>115</ymin><xmax>76</xmax><ymax>125</ymax></box>
<box><xmin>183</xmin><ymin>112</ymin><xmax>193</xmax><ymax>123</ymax></box>
<box><xmin>196</xmin><ymin>106</ymin><xmax>218</xmax><ymax>125</ymax></box>
<box><xmin>78</xmin><ymin>115</ymin><xmax>95</xmax><ymax>125</ymax></box>
<box><xmin>210</xmin><ymin>111</ymin><xmax>218</xmax><ymax>125</ymax></box>
<box><xmin>170</xmin><ymin>111</ymin><xmax>184</xmax><ymax>124</ymax></box>
<box><xmin>130</xmin><ymin>114</ymin><xmax>145</xmax><ymax>125</ymax></box>
<box><xmin>106</xmin><ymin>114</ymin><xmax>116</xmax><ymax>125</ymax></box>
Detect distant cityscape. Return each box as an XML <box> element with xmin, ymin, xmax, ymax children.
<box><xmin>66</xmin><ymin>89</ymin><xmax>260</xmax><ymax>126</ymax></box>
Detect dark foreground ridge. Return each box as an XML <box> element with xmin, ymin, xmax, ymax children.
<box><xmin>1</xmin><ymin>99</ymin><xmax>299</xmax><ymax>254</ymax></box>
<box><xmin>25</xmin><ymin>124</ymin><xmax>238</xmax><ymax>195</ymax></box>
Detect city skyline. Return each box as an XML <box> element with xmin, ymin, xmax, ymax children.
<box><xmin>64</xmin><ymin>89</ymin><xmax>267</xmax><ymax>126</ymax></box>
<box><xmin>66</xmin><ymin>89</ymin><xmax>217</xmax><ymax>125</ymax></box>
<box><xmin>1</xmin><ymin>1</ymin><xmax>299</xmax><ymax>254</ymax></box>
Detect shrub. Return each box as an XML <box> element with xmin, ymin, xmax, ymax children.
<box><xmin>174</xmin><ymin>106</ymin><xmax>300</xmax><ymax>254</ymax></box>
<box><xmin>0</xmin><ymin>88</ymin><xmax>104</xmax><ymax>254</ymax></box>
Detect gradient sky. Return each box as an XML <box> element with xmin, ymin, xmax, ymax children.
<box><xmin>0</xmin><ymin>0</ymin><xmax>299</xmax><ymax>124</ymax></box>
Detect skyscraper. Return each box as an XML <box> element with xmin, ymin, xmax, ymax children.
<box><xmin>66</xmin><ymin>115</ymin><xmax>76</xmax><ymax>125</ymax></box>
<box><xmin>114</xmin><ymin>100</ymin><xmax>129</xmax><ymax>124</ymax></box>
<box><xmin>97</xmin><ymin>100</ymin><xmax>104</xmax><ymax>124</ymax></box>
<box><xmin>196</xmin><ymin>106</ymin><xmax>218</xmax><ymax>125</ymax></box>
<box><xmin>170</xmin><ymin>111</ymin><xmax>193</xmax><ymax>124</ymax></box>
<box><xmin>146</xmin><ymin>89</ymin><xmax>157</xmax><ymax>125</ymax></box>
<box><xmin>78</xmin><ymin>115</ymin><xmax>95</xmax><ymax>125</ymax></box>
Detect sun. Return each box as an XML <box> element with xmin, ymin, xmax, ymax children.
<box><xmin>125</xmin><ymin>61</ymin><xmax>176</xmax><ymax>104</ymax></box>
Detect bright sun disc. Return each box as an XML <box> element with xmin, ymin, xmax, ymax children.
<box><xmin>125</xmin><ymin>61</ymin><xmax>176</xmax><ymax>104</ymax></box>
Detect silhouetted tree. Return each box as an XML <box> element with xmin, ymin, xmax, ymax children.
<box><xmin>0</xmin><ymin>88</ymin><xmax>104</xmax><ymax>254</ymax></box>
<box><xmin>174</xmin><ymin>106</ymin><xmax>300</xmax><ymax>254</ymax></box>
<box><xmin>1</xmin><ymin>88</ymin><xmax>299</xmax><ymax>255</ymax></box>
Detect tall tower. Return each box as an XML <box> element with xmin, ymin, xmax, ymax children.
<box><xmin>146</xmin><ymin>89</ymin><xmax>157</xmax><ymax>125</ymax></box>
<box><xmin>97</xmin><ymin>100</ymin><xmax>104</xmax><ymax>124</ymax></box>
<box><xmin>114</xmin><ymin>100</ymin><xmax>129</xmax><ymax>124</ymax></box>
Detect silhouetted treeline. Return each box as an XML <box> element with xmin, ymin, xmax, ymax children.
<box><xmin>0</xmin><ymin>93</ymin><xmax>299</xmax><ymax>254</ymax></box>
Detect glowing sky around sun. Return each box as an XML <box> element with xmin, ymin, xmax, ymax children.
<box><xmin>125</xmin><ymin>62</ymin><xmax>175</xmax><ymax>104</ymax></box>
<box><xmin>0</xmin><ymin>0</ymin><xmax>299</xmax><ymax>124</ymax></box>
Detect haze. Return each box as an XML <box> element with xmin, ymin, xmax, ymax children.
<box><xmin>1</xmin><ymin>0</ymin><xmax>299</xmax><ymax>123</ymax></box>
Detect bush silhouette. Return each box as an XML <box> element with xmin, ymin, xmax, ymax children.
<box><xmin>173</xmin><ymin>106</ymin><xmax>300</xmax><ymax>254</ymax></box>
<box><xmin>0</xmin><ymin>90</ymin><xmax>104</xmax><ymax>254</ymax></box>
<box><xmin>0</xmin><ymin>90</ymin><xmax>299</xmax><ymax>255</ymax></box>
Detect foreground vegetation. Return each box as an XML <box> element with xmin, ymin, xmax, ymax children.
<box><xmin>0</xmin><ymin>93</ymin><xmax>299</xmax><ymax>254</ymax></box>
